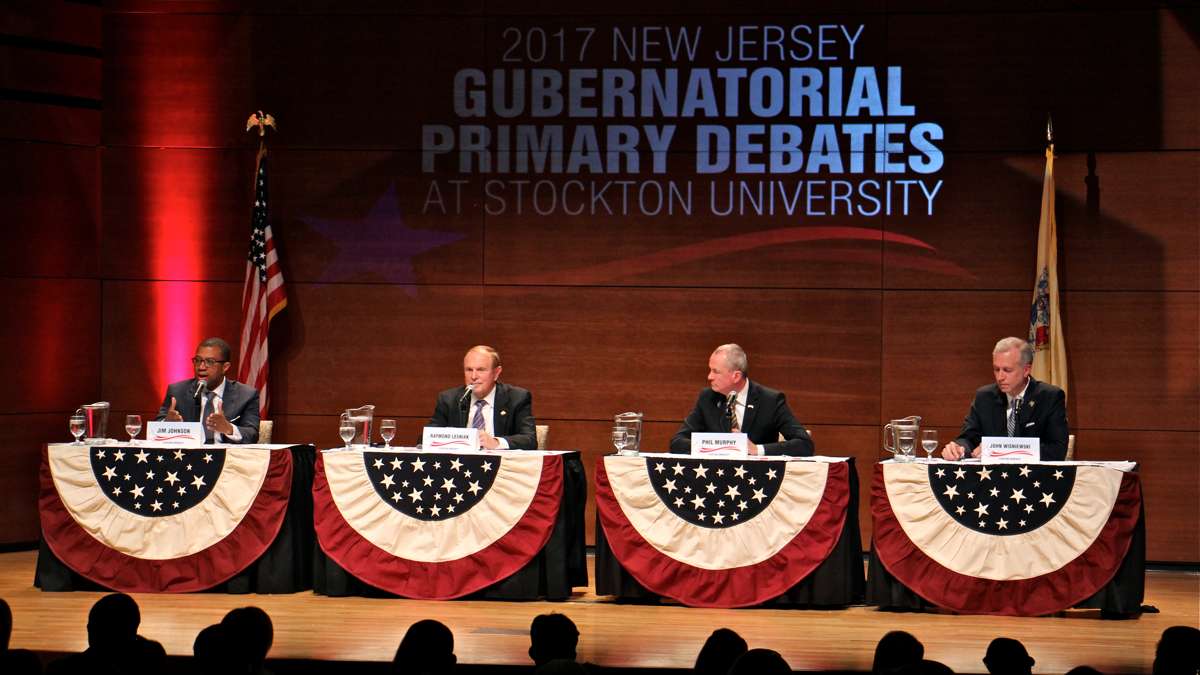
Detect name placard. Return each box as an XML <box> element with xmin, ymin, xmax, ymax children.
<box><xmin>691</xmin><ymin>432</ymin><xmax>748</xmax><ymax>457</ymax></box>
<box><xmin>147</xmin><ymin>421</ymin><xmax>205</xmax><ymax>445</ymax></box>
<box><xmin>981</xmin><ymin>436</ymin><xmax>1041</xmax><ymax>463</ymax></box>
<box><xmin>422</xmin><ymin>427</ymin><xmax>480</xmax><ymax>452</ymax></box>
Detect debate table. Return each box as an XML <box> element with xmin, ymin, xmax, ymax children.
<box><xmin>312</xmin><ymin>448</ymin><xmax>587</xmax><ymax>600</ymax></box>
<box><xmin>36</xmin><ymin>442</ymin><xmax>315</xmax><ymax>593</ymax></box>
<box><xmin>594</xmin><ymin>453</ymin><xmax>864</xmax><ymax>608</ymax></box>
<box><xmin>868</xmin><ymin>459</ymin><xmax>1145</xmax><ymax>616</ymax></box>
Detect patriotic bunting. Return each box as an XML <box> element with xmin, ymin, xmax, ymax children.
<box><xmin>595</xmin><ymin>455</ymin><xmax>850</xmax><ymax>608</ymax></box>
<box><xmin>872</xmin><ymin>461</ymin><xmax>1141</xmax><ymax>616</ymax></box>
<box><xmin>313</xmin><ymin>449</ymin><xmax>562</xmax><ymax>599</ymax></box>
<box><xmin>40</xmin><ymin>443</ymin><xmax>293</xmax><ymax>592</ymax></box>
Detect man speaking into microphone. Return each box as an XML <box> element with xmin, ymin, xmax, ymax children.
<box><xmin>670</xmin><ymin>343</ymin><xmax>813</xmax><ymax>456</ymax></box>
<box><xmin>155</xmin><ymin>337</ymin><xmax>260</xmax><ymax>444</ymax></box>
<box><xmin>427</xmin><ymin>345</ymin><xmax>538</xmax><ymax>450</ymax></box>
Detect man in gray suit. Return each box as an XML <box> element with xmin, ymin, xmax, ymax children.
<box><xmin>155</xmin><ymin>337</ymin><xmax>260</xmax><ymax>444</ymax></box>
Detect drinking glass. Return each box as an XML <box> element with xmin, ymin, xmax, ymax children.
<box><xmin>125</xmin><ymin>414</ymin><xmax>142</xmax><ymax>445</ymax></box>
<box><xmin>380</xmin><ymin>419</ymin><xmax>397</xmax><ymax>448</ymax></box>
<box><xmin>69</xmin><ymin>414</ymin><xmax>87</xmax><ymax>445</ymax></box>
<box><xmin>338</xmin><ymin>413</ymin><xmax>356</xmax><ymax>450</ymax></box>
<box><xmin>896</xmin><ymin>429</ymin><xmax>916</xmax><ymax>462</ymax></box>
<box><xmin>921</xmin><ymin>429</ymin><xmax>939</xmax><ymax>458</ymax></box>
<box><xmin>612</xmin><ymin>427</ymin><xmax>628</xmax><ymax>455</ymax></box>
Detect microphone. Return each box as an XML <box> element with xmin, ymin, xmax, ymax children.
<box><xmin>724</xmin><ymin>390</ymin><xmax>737</xmax><ymax>412</ymax></box>
<box><xmin>458</xmin><ymin>384</ymin><xmax>475</xmax><ymax>407</ymax></box>
<box><xmin>194</xmin><ymin>380</ymin><xmax>208</xmax><ymax>401</ymax></box>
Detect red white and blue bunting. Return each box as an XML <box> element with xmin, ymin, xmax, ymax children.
<box><xmin>313</xmin><ymin>449</ymin><xmax>562</xmax><ymax>599</ymax></box>
<box><xmin>596</xmin><ymin>455</ymin><xmax>850</xmax><ymax>608</ymax></box>
<box><xmin>40</xmin><ymin>443</ymin><xmax>293</xmax><ymax>592</ymax></box>
<box><xmin>872</xmin><ymin>461</ymin><xmax>1141</xmax><ymax>616</ymax></box>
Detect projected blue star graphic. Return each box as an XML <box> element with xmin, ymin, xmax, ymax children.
<box><xmin>303</xmin><ymin>184</ymin><xmax>465</xmax><ymax>285</ymax></box>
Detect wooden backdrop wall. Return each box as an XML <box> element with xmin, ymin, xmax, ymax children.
<box><xmin>0</xmin><ymin>1</ymin><xmax>102</xmax><ymax>543</ymax></box>
<box><xmin>4</xmin><ymin>2</ymin><xmax>1197</xmax><ymax>563</ymax></box>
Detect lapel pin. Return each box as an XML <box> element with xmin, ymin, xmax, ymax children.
<box><xmin>747</xmin><ymin>404</ymin><xmax>755</xmax><ymax>409</ymax></box>
<box><xmin>1028</xmin><ymin>401</ymin><xmax>1035</xmax><ymax>408</ymax></box>
<box><xmin>500</xmin><ymin>410</ymin><xmax>507</xmax><ymax>416</ymax></box>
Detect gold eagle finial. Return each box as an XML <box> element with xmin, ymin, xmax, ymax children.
<box><xmin>246</xmin><ymin>111</ymin><xmax>277</xmax><ymax>137</ymax></box>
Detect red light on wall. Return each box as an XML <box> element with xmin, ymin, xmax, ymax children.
<box><xmin>118</xmin><ymin>13</ymin><xmax>229</xmax><ymax>393</ymax></box>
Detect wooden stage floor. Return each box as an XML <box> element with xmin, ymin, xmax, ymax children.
<box><xmin>2</xmin><ymin>550</ymin><xmax>1196</xmax><ymax>674</ymax></box>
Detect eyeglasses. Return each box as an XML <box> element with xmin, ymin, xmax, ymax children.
<box><xmin>191</xmin><ymin>357</ymin><xmax>227</xmax><ymax>367</ymax></box>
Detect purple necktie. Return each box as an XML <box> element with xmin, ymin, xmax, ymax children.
<box><xmin>472</xmin><ymin>400</ymin><xmax>487</xmax><ymax>431</ymax></box>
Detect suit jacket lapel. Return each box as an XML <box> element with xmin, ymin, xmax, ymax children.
<box><xmin>184</xmin><ymin>379</ymin><xmax>203</xmax><ymax>423</ymax></box>
<box><xmin>492</xmin><ymin>383</ymin><xmax>509</xmax><ymax>435</ymax></box>
<box><xmin>740</xmin><ymin>381</ymin><xmax>760</xmax><ymax>435</ymax></box>
<box><xmin>993</xmin><ymin>386</ymin><xmax>1008</xmax><ymax>435</ymax></box>
<box><xmin>1016</xmin><ymin>378</ymin><xmax>1039</xmax><ymax>431</ymax></box>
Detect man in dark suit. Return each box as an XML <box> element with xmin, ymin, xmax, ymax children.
<box><xmin>670</xmin><ymin>344</ymin><xmax>813</xmax><ymax>456</ymax></box>
<box><xmin>942</xmin><ymin>336</ymin><xmax>1069</xmax><ymax>461</ymax></box>
<box><xmin>155</xmin><ymin>337</ymin><xmax>261</xmax><ymax>444</ymax></box>
<box><xmin>428</xmin><ymin>345</ymin><xmax>537</xmax><ymax>450</ymax></box>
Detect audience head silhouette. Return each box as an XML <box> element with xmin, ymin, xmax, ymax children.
<box><xmin>983</xmin><ymin>637</ymin><xmax>1034</xmax><ymax>675</ymax></box>
<box><xmin>193</xmin><ymin>622</ymin><xmax>232</xmax><ymax>675</ymax></box>
<box><xmin>0</xmin><ymin>597</ymin><xmax>11</xmax><ymax>652</ymax></box>
<box><xmin>393</xmin><ymin>619</ymin><xmax>456</xmax><ymax>675</ymax></box>
<box><xmin>693</xmin><ymin>627</ymin><xmax>748</xmax><ymax>675</ymax></box>
<box><xmin>728</xmin><ymin>648</ymin><xmax>791</xmax><ymax>675</ymax></box>
<box><xmin>87</xmin><ymin>593</ymin><xmax>141</xmax><ymax>647</ymax></box>
<box><xmin>43</xmin><ymin>593</ymin><xmax>163</xmax><ymax>675</ymax></box>
<box><xmin>221</xmin><ymin>606</ymin><xmax>274</xmax><ymax>673</ymax></box>
<box><xmin>1153</xmin><ymin>625</ymin><xmax>1200</xmax><ymax>675</ymax></box>
<box><xmin>1064</xmin><ymin>667</ymin><xmax>1103</xmax><ymax>675</ymax></box>
<box><xmin>529</xmin><ymin>613</ymin><xmax>579</xmax><ymax>666</ymax></box>
<box><xmin>873</xmin><ymin>631</ymin><xmax>925</xmax><ymax>673</ymax></box>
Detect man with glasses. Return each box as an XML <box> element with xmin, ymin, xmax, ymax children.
<box><xmin>155</xmin><ymin>337</ymin><xmax>261</xmax><ymax>444</ymax></box>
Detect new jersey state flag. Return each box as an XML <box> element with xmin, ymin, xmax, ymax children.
<box><xmin>313</xmin><ymin>449</ymin><xmax>562</xmax><ymax>599</ymax></box>
<box><xmin>596</xmin><ymin>455</ymin><xmax>850</xmax><ymax>608</ymax></box>
<box><xmin>40</xmin><ymin>443</ymin><xmax>294</xmax><ymax>592</ymax></box>
<box><xmin>872</xmin><ymin>461</ymin><xmax>1141</xmax><ymax>616</ymax></box>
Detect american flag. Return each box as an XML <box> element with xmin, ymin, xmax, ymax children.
<box><xmin>238</xmin><ymin>148</ymin><xmax>287</xmax><ymax>417</ymax></box>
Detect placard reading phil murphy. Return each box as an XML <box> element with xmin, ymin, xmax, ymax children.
<box><xmin>421</xmin><ymin>23</ymin><xmax>945</xmax><ymax>218</ymax></box>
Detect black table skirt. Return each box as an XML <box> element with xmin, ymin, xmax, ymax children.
<box><xmin>35</xmin><ymin>444</ymin><xmax>316</xmax><ymax>594</ymax></box>
<box><xmin>594</xmin><ymin>458</ymin><xmax>866</xmax><ymax>607</ymax></box>
<box><xmin>313</xmin><ymin>451</ymin><xmax>588</xmax><ymax>601</ymax></box>
<box><xmin>866</xmin><ymin>502</ymin><xmax>1147</xmax><ymax>615</ymax></box>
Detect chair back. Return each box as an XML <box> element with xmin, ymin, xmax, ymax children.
<box><xmin>259</xmin><ymin>420</ymin><xmax>274</xmax><ymax>444</ymax></box>
<box><xmin>536</xmin><ymin>424</ymin><xmax>549</xmax><ymax>449</ymax></box>
<box><xmin>1066</xmin><ymin>433</ymin><xmax>1075</xmax><ymax>460</ymax></box>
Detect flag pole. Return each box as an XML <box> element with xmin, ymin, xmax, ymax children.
<box><xmin>1029</xmin><ymin>114</ymin><xmax>1068</xmax><ymax>397</ymax></box>
<box><xmin>239</xmin><ymin>111</ymin><xmax>286</xmax><ymax>420</ymax></box>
